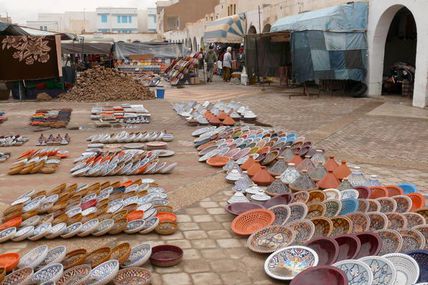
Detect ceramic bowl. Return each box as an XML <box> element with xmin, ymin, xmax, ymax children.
<box><xmin>85</xmin><ymin>260</ymin><xmax>120</xmax><ymax>285</ymax></box>
<box><xmin>407</xmin><ymin>250</ymin><xmax>428</xmax><ymax>283</ymax></box>
<box><xmin>376</xmin><ymin>229</ymin><xmax>403</xmax><ymax>256</ymax></box>
<box><xmin>286</xmin><ymin>202</ymin><xmax>309</xmax><ymax>224</ymax></box>
<box><xmin>56</xmin><ymin>264</ymin><xmax>91</xmax><ymax>285</ymax></box>
<box><xmin>305</xmin><ymin>237</ymin><xmax>339</xmax><ymax>266</ymax></box>
<box><xmin>78</xmin><ymin>219</ymin><xmax>100</xmax><ymax>237</ymax></box>
<box><xmin>358</xmin><ymin>199</ymin><xmax>369</xmax><ymax>213</ymax></box>
<box><xmin>19</xmin><ymin>245</ymin><xmax>49</xmax><ymax>269</ymax></box>
<box><xmin>287</xmin><ymin>219</ymin><xmax>315</xmax><ymax>245</ymax></box>
<box><xmin>85</xmin><ymin>247</ymin><xmax>112</xmax><ymax>268</ymax></box>
<box><xmin>45</xmin><ymin>223</ymin><xmax>67</xmax><ymax>239</ymax></box>
<box><xmin>323</xmin><ymin>199</ymin><xmax>342</xmax><ymax>217</ymax></box>
<box><xmin>12</xmin><ymin>226</ymin><xmax>34</xmax><ymax>241</ymax></box>
<box><xmin>39</xmin><ymin>246</ymin><xmax>67</xmax><ymax>268</ymax></box>
<box><xmin>330</xmin><ymin>216</ymin><xmax>353</xmax><ymax>237</ymax></box>
<box><xmin>292</xmin><ymin>191</ymin><xmax>310</xmax><ymax>204</ymax></box>
<box><xmin>61</xmin><ymin>222</ymin><xmax>82</xmax><ymax>239</ymax></box>
<box><xmin>305</xmin><ymin>203</ymin><xmax>326</xmax><ymax>219</ymax></box>
<box><xmin>247</xmin><ymin>225</ymin><xmax>295</xmax><ymax>253</ymax></box>
<box><xmin>269</xmin><ymin>205</ymin><xmax>291</xmax><ymax>225</ymax></box>
<box><xmin>113</xmin><ymin>267</ymin><xmax>152</xmax><ymax>285</ymax></box>
<box><xmin>415</xmin><ymin>208</ymin><xmax>428</xmax><ymax>222</ymax></box>
<box><xmin>359</xmin><ymin>256</ymin><xmax>397</xmax><ymax>285</ymax></box>
<box><xmin>346</xmin><ymin>212</ymin><xmax>370</xmax><ymax>233</ymax></box>
<box><xmin>307</xmin><ymin>190</ymin><xmax>326</xmax><ymax>204</ymax></box>
<box><xmin>263</xmin><ymin>194</ymin><xmax>292</xmax><ymax>208</ymax></box>
<box><xmin>355</xmin><ymin>232</ymin><xmax>382</xmax><ymax>258</ymax></box>
<box><xmin>92</xmin><ymin>219</ymin><xmax>115</xmax><ymax>236</ymax></box>
<box><xmin>338</xmin><ymin>198</ymin><xmax>359</xmax><ymax>216</ymax></box>
<box><xmin>354</xmin><ymin>186</ymin><xmax>371</xmax><ymax>199</ymax></box>
<box><xmin>2</xmin><ymin>267</ymin><xmax>33</xmax><ymax>285</ymax></box>
<box><xmin>341</xmin><ymin>189</ymin><xmax>359</xmax><ymax>200</ymax></box>
<box><xmin>0</xmin><ymin>227</ymin><xmax>16</xmax><ymax>243</ymax></box>
<box><xmin>383</xmin><ymin>253</ymin><xmax>420</xmax><ymax>285</ymax></box>
<box><xmin>62</xmin><ymin>249</ymin><xmax>87</xmax><ymax>270</ymax></box>
<box><xmin>289</xmin><ymin>265</ymin><xmax>348</xmax><ymax>285</ymax></box>
<box><xmin>149</xmin><ymin>245</ymin><xmax>183</xmax><ymax>268</ymax></box>
<box><xmin>403</xmin><ymin>212</ymin><xmax>426</xmax><ymax>229</ymax></box>
<box><xmin>32</xmin><ymin>263</ymin><xmax>63</xmax><ymax>284</ymax></box>
<box><xmin>29</xmin><ymin>223</ymin><xmax>51</xmax><ymax>241</ymax></box>
<box><xmin>392</xmin><ymin>195</ymin><xmax>413</xmax><ymax>213</ymax></box>
<box><xmin>111</xmin><ymin>243</ymin><xmax>131</xmax><ymax>266</ymax></box>
<box><xmin>368</xmin><ymin>212</ymin><xmax>388</xmax><ymax>231</ymax></box>
<box><xmin>264</xmin><ymin>246</ymin><xmax>319</xmax><ymax>280</ymax></box>
<box><xmin>323</xmin><ymin>189</ymin><xmax>341</xmax><ymax>200</ymax></box>
<box><xmin>333</xmin><ymin>259</ymin><xmax>373</xmax><ymax>285</ymax></box>
<box><xmin>125</xmin><ymin>220</ymin><xmax>146</xmax><ymax>234</ymax></box>
<box><xmin>0</xmin><ymin>252</ymin><xmax>20</xmax><ymax>272</ymax></box>
<box><xmin>399</xmin><ymin>229</ymin><xmax>425</xmax><ymax>252</ymax></box>
<box><xmin>334</xmin><ymin>234</ymin><xmax>361</xmax><ymax>262</ymax></box>
<box><xmin>377</xmin><ymin>197</ymin><xmax>398</xmax><ymax>213</ymax></box>
<box><xmin>311</xmin><ymin>217</ymin><xmax>333</xmax><ymax>238</ymax></box>
<box><xmin>367</xmin><ymin>199</ymin><xmax>381</xmax><ymax>212</ymax></box>
<box><xmin>231</xmin><ymin>209</ymin><xmax>275</xmax><ymax>236</ymax></box>
<box><xmin>139</xmin><ymin>217</ymin><xmax>160</xmax><ymax>235</ymax></box>
<box><xmin>123</xmin><ymin>243</ymin><xmax>152</xmax><ymax>268</ymax></box>
<box><xmin>386</xmin><ymin>212</ymin><xmax>407</xmax><ymax>230</ymax></box>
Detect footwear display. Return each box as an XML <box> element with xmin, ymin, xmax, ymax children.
<box><xmin>30</xmin><ymin>109</ymin><xmax>72</xmax><ymax>129</ymax></box>
<box><xmin>36</xmin><ymin>134</ymin><xmax>71</xmax><ymax>146</ymax></box>
<box><xmin>87</xmin><ymin>130</ymin><xmax>174</xmax><ymax>144</ymax></box>
<box><xmin>0</xmin><ymin>135</ymin><xmax>29</xmax><ymax>147</ymax></box>
<box><xmin>8</xmin><ymin>148</ymin><xmax>69</xmax><ymax>175</ymax></box>
<box><xmin>91</xmin><ymin>104</ymin><xmax>151</xmax><ymax>126</ymax></box>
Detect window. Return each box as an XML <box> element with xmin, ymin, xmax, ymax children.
<box><xmin>128</xmin><ymin>16</ymin><xmax>132</xmax><ymax>23</ymax></box>
<box><xmin>100</xmin><ymin>14</ymin><xmax>107</xmax><ymax>23</ymax></box>
<box><xmin>121</xmin><ymin>16</ymin><xmax>128</xmax><ymax>23</ymax></box>
<box><xmin>40</xmin><ymin>26</ymin><xmax>43</xmax><ymax>31</ymax></box>
<box><xmin>227</xmin><ymin>6</ymin><xmax>230</xmax><ymax>16</ymax></box>
<box><xmin>117</xmin><ymin>16</ymin><xmax>121</xmax><ymax>23</ymax></box>
<box><xmin>234</xmin><ymin>4</ymin><xmax>236</xmax><ymax>14</ymax></box>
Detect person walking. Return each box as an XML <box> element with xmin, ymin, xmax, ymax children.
<box><xmin>205</xmin><ymin>45</ymin><xmax>217</xmax><ymax>82</ymax></box>
<box><xmin>223</xmin><ymin>46</ymin><xmax>232</xmax><ymax>82</ymax></box>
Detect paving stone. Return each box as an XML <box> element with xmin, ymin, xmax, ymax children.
<box><xmin>199</xmin><ymin>201</ymin><xmax>219</xmax><ymax>208</ymax></box>
<box><xmin>185</xmin><ymin>207</ymin><xmax>208</xmax><ymax>215</ymax></box>
<box><xmin>192</xmin><ymin>214</ymin><xmax>214</xmax><ymax>222</ymax></box>
<box><xmin>207</xmin><ymin>207</ymin><xmax>227</xmax><ymax>215</ymax></box>
<box><xmin>165</xmin><ymin>239</ymin><xmax>192</xmax><ymax>249</ymax></box>
<box><xmin>183</xmin><ymin>249</ymin><xmax>202</xmax><ymax>260</ymax></box>
<box><xmin>150</xmin><ymin>273</ymin><xmax>163</xmax><ymax>285</ymax></box>
<box><xmin>199</xmin><ymin>222</ymin><xmax>224</xmax><ymax>231</ymax></box>
<box><xmin>214</xmin><ymin>214</ymin><xmax>233</xmax><ymax>222</ymax></box>
<box><xmin>217</xmin><ymin>238</ymin><xmax>243</xmax><ymax>248</ymax></box>
<box><xmin>207</xmin><ymin>229</ymin><xmax>232</xmax><ymax>239</ymax></box>
<box><xmin>183</xmin><ymin>259</ymin><xmax>211</xmax><ymax>273</ymax></box>
<box><xmin>224</xmin><ymin>247</ymin><xmax>249</xmax><ymax>259</ymax></box>
<box><xmin>176</xmin><ymin>214</ymin><xmax>192</xmax><ymax>222</ymax></box>
<box><xmin>155</xmin><ymin>265</ymin><xmax>183</xmax><ymax>274</ymax></box>
<box><xmin>210</xmin><ymin>259</ymin><xmax>246</xmax><ymax>272</ymax></box>
<box><xmin>191</xmin><ymin>272</ymin><xmax>223</xmax><ymax>284</ymax></box>
<box><xmin>200</xmin><ymin>248</ymin><xmax>228</xmax><ymax>259</ymax></box>
<box><xmin>162</xmin><ymin>273</ymin><xmax>191</xmax><ymax>285</ymax></box>
<box><xmin>160</xmin><ymin>231</ymin><xmax>184</xmax><ymax>240</ymax></box>
<box><xmin>220</xmin><ymin>272</ymin><xmax>252</xmax><ymax>285</ymax></box>
<box><xmin>183</xmin><ymin>230</ymin><xmax>208</xmax><ymax>240</ymax></box>
<box><xmin>190</xmin><ymin>239</ymin><xmax>217</xmax><ymax>249</ymax></box>
<box><xmin>178</xmin><ymin>222</ymin><xmax>200</xmax><ymax>231</ymax></box>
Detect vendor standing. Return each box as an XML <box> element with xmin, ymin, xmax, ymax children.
<box><xmin>205</xmin><ymin>45</ymin><xmax>217</xmax><ymax>83</ymax></box>
<box><xmin>223</xmin><ymin>47</ymin><xmax>232</xmax><ymax>82</ymax></box>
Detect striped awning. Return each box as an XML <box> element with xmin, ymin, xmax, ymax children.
<box><xmin>204</xmin><ymin>14</ymin><xmax>246</xmax><ymax>43</ymax></box>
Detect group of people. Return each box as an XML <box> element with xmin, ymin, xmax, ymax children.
<box><xmin>198</xmin><ymin>44</ymin><xmax>245</xmax><ymax>83</ymax></box>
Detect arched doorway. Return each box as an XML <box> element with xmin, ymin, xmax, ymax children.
<box><xmin>262</xmin><ymin>24</ymin><xmax>271</xmax><ymax>33</ymax></box>
<box><xmin>248</xmin><ymin>25</ymin><xmax>257</xmax><ymax>35</ymax></box>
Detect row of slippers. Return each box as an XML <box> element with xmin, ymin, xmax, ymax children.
<box><xmin>0</xmin><ymin>135</ymin><xmax>28</xmax><ymax>147</ymax></box>
<box><xmin>87</xmin><ymin>131</ymin><xmax>174</xmax><ymax>144</ymax></box>
<box><xmin>37</xmin><ymin>134</ymin><xmax>71</xmax><ymax>146</ymax></box>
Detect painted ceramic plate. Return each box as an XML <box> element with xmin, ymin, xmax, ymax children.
<box><xmin>247</xmin><ymin>225</ymin><xmax>295</xmax><ymax>254</ymax></box>
<box><xmin>359</xmin><ymin>256</ymin><xmax>396</xmax><ymax>285</ymax></box>
<box><xmin>333</xmin><ymin>259</ymin><xmax>373</xmax><ymax>285</ymax></box>
<box><xmin>383</xmin><ymin>253</ymin><xmax>420</xmax><ymax>285</ymax></box>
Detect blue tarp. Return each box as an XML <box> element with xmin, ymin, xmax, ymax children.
<box><xmin>270</xmin><ymin>2</ymin><xmax>368</xmax><ymax>33</ymax></box>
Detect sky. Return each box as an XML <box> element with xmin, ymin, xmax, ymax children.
<box><xmin>0</xmin><ymin>0</ymin><xmax>157</xmax><ymax>24</ymax></box>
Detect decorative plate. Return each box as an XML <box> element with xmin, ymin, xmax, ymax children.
<box><xmin>330</xmin><ymin>216</ymin><xmax>353</xmax><ymax>237</ymax></box>
<box><xmin>113</xmin><ymin>267</ymin><xmax>152</xmax><ymax>285</ymax></box>
<box><xmin>269</xmin><ymin>205</ymin><xmax>291</xmax><ymax>225</ymax></box>
<box><xmin>377</xmin><ymin>197</ymin><xmax>398</xmax><ymax>213</ymax></box>
<box><xmin>413</xmin><ymin>225</ymin><xmax>428</xmax><ymax>245</ymax></box>
<box><xmin>333</xmin><ymin>259</ymin><xmax>373</xmax><ymax>285</ymax></box>
<box><xmin>287</xmin><ymin>219</ymin><xmax>316</xmax><ymax>244</ymax></box>
<box><xmin>383</xmin><ymin>253</ymin><xmax>420</xmax><ymax>285</ymax></box>
<box><xmin>85</xmin><ymin>260</ymin><xmax>120</xmax><ymax>285</ymax></box>
<box><xmin>323</xmin><ymin>199</ymin><xmax>342</xmax><ymax>217</ymax></box>
<box><xmin>122</xmin><ymin>243</ymin><xmax>152</xmax><ymax>268</ymax></box>
<box><xmin>32</xmin><ymin>263</ymin><xmax>63</xmax><ymax>284</ymax></box>
<box><xmin>347</xmin><ymin>212</ymin><xmax>370</xmax><ymax>233</ymax></box>
<box><xmin>264</xmin><ymin>246</ymin><xmax>319</xmax><ymax>280</ymax></box>
<box><xmin>306</xmin><ymin>203</ymin><xmax>326</xmax><ymax>219</ymax></box>
<box><xmin>376</xmin><ymin>229</ymin><xmax>403</xmax><ymax>255</ymax></box>
<box><xmin>386</xmin><ymin>213</ymin><xmax>407</xmax><ymax>231</ymax></box>
<box><xmin>56</xmin><ymin>264</ymin><xmax>91</xmax><ymax>285</ymax></box>
<box><xmin>247</xmin><ymin>225</ymin><xmax>295</xmax><ymax>253</ymax></box>
<box><xmin>402</xmin><ymin>212</ymin><xmax>426</xmax><ymax>229</ymax></box>
<box><xmin>359</xmin><ymin>256</ymin><xmax>396</xmax><ymax>285</ymax></box>
<box><xmin>311</xmin><ymin>217</ymin><xmax>333</xmax><ymax>238</ymax></box>
<box><xmin>286</xmin><ymin>203</ymin><xmax>308</xmax><ymax>224</ymax></box>
<box><xmin>368</xmin><ymin>212</ymin><xmax>388</xmax><ymax>231</ymax></box>
<box><xmin>392</xmin><ymin>195</ymin><xmax>413</xmax><ymax>213</ymax></box>
<box><xmin>399</xmin><ymin>229</ymin><xmax>425</xmax><ymax>252</ymax></box>
<box><xmin>19</xmin><ymin>245</ymin><xmax>49</xmax><ymax>269</ymax></box>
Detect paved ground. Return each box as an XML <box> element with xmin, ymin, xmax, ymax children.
<box><xmin>0</xmin><ymin>80</ymin><xmax>427</xmax><ymax>284</ymax></box>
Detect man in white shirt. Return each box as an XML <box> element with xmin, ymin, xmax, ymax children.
<box><xmin>223</xmin><ymin>47</ymin><xmax>232</xmax><ymax>82</ymax></box>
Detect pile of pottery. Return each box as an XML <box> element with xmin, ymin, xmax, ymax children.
<box><xmin>30</xmin><ymin>109</ymin><xmax>72</xmax><ymax>129</ymax></box>
<box><xmin>8</xmin><ymin>148</ymin><xmax>69</xmax><ymax>175</ymax></box>
<box><xmin>91</xmin><ymin>104</ymin><xmax>151</xmax><ymax>126</ymax></box>
<box><xmin>0</xmin><ymin>180</ymin><xmax>178</xmax><ymax>243</ymax></box>
<box><xmin>71</xmin><ymin>150</ymin><xmax>177</xmax><ymax>177</ymax></box>
<box><xmin>0</xmin><ymin>242</ymin><xmax>182</xmax><ymax>284</ymax></box>
<box><xmin>37</xmin><ymin>134</ymin><xmax>71</xmax><ymax>146</ymax></box>
<box><xmin>0</xmin><ymin>111</ymin><xmax>6</xmax><ymax>124</ymax></box>
<box><xmin>0</xmin><ymin>135</ymin><xmax>28</xmax><ymax>147</ymax></box>
<box><xmin>173</xmin><ymin>101</ymin><xmax>257</xmax><ymax>126</ymax></box>
<box><xmin>87</xmin><ymin>130</ymin><xmax>174</xmax><ymax>144</ymax></box>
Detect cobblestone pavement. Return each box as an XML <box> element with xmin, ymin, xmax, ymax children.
<box><xmin>0</xmin><ymin>82</ymin><xmax>427</xmax><ymax>285</ymax></box>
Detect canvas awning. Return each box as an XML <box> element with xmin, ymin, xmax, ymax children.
<box><xmin>114</xmin><ymin>41</ymin><xmax>184</xmax><ymax>59</ymax></box>
<box><xmin>61</xmin><ymin>41</ymin><xmax>113</xmax><ymax>55</ymax></box>
<box><xmin>271</xmin><ymin>2</ymin><xmax>368</xmax><ymax>33</ymax></box>
<box><xmin>204</xmin><ymin>14</ymin><xmax>246</xmax><ymax>43</ymax></box>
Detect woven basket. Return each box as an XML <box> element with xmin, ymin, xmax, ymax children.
<box><xmin>85</xmin><ymin>247</ymin><xmax>112</xmax><ymax>268</ymax></box>
<box><xmin>231</xmin><ymin>209</ymin><xmax>275</xmax><ymax>236</ymax></box>
<box><xmin>111</xmin><ymin>243</ymin><xmax>131</xmax><ymax>265</ymax></box>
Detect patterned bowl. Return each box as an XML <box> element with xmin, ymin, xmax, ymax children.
<box><xmin>85</xmin><ymin>260</ymin><xmax>120</xmax><ymax>285</ymax></box>
<box><xmin>123</xmin><ymin>243</ymin><xmax>152</xmax><ymax>268</ymax></box>
<box><xmin>305</xmin><ymin>237</ymin><xmax>339</xmax><ymax>266</ymax></box>
<box><xmin>359</xmin><ymin>256</ymin><xmax>397</xmax><ymax>285</ymax></box>
<box><xmin>12</xmin><ymin>226</ymin><xmax>34</xmax><ymax>242</ymax></box>
<box><xmin>392</xmin><ymin>195</ymin><xmax>413</xmax><ymax>213</ymax></box>
<box><xmin>333</xmin><ymin>259</ymin><xmax>373</xmax><ymax>285</ymax></box>
<box><xmin>269</xmin><ymin>205</ymin><xmax>291</xmax><ymax>225</ymax></box>
<box><xmin>367</xmin><ymin>199</ymin><xmax>381</xmax><ymax>212</ymax></box>
<box><xmin>377</xmin><ymin>197</ymin><xmax>398</xmax><ymax>213</ymax></box>
<box><xmin>111</xmin><ymin>243</ymin><xmax>131</xmax><ymax>266</ymax></box>
<box><xmin>125</xmin><ymin>220</ymin><xmax>146</xmax><ymax>234</ymax></box>
<box><xmin>39</xmin><ymin>246</ymin><xmax>67</xmax><ymax>268</ymax></box>
<box><xmin>231</xmin><ymin>209</ymin><xmax>275</xmax><ymax>236</ymax></box>
<box><xmin>334</xmin><ymin>234</ymin><xmax>361</xmax><ymax>262</ymax></box>
<box><xmin>287</xmin><ymin>219</ymin><xmax>316</xmax><ymax>245</ymax></box>
<box><xmin>247</xmin><ymin>225</ymin><xmax>295</xmax><ymax>253</ymax></box>
<box><xmin>56</xmin><ymin>264</ymin><xmax>91</xmax><ymax>285</ymax></box>
<box><xmin>32</xmin><ymin>263</ymin><xmax>63</xmax><ymax>284</ymax></box>
<box><xmin>403</xmin><ymin>212</ymin><xmax>426</xmax><ymax>229</ymax></box>
<box><xmin>399</xmin><ymin>229</ymin><xmax>426</xmax><ymax>253</ymax></box>
<box><xmin>286</xmin><ymin>203</ymin><xmax>309</xmax><ymax>224</ymax></box>
<box><xmin>19</xmin><ymin>245</ymin><xmax>49</xmax><ymax>269</ymax></box>
<box><xmin>307</xmin><ymin>190</ymin><xmax>326</xmax><ymax>204</ymax></box>
<box><xmin>368</xmin><ymin>212</ymin><xmax>388</xmax><ymax>231</ymax></box>
<box><xmin>85</xmin><ymin>247</ymin><xmax>112</xmax><ymax>268</ymax></box>
<box><xmin>2</xmin><ymin>267</ymin><xmax>33</xmax><ymax>285</ymax></box>
<box><xmin>311</xmin><ymin>217</ymin><xmax>333</xmax><ymax>238</ymax></box>
<box><xmin>338</xmin><ymin>198</ymin><xmax>358</xmax><ymax>216</ymax></box>
<box><xmin>383</xmin><ymin>253</ymin><xmax>420</xmax><ymax>285</ymax></box>
<box><xmin>376</xmin><ymin>229</ymin><xmax>403</xmax><ymax>256</ymax></box>
<box><xmin>149</xmin><ymin>245</ymin><xmax>183</xmax><ymax>267</ymax></box>
<box><xmin>264</xmin><ymin>246</ymin><xmax>319</xmax><ymax>280</ymax></box>
<box><xmin>306</xmin><ymin>203</ymin><xmax>326</xmax><ymax>219</ymax></box>
<box><xmin>62</xmin><ymin>249</ymin><xmax>87</xmax><ymax>270</ymax></box>
<box><xmin>92</xmin><ymin>219</ymin><xmax>115</xmax><ymax>236</ymax></box>
<box><xmin>330</xmin><ymin>216</ymin><xmax>353</xmax><ymax>237</ymax></box>
<box><xmin>139</xmin><ymin>217</ymin><xmax>160</xmax><ymax>235</ymax></box>
<box><xmin>0</xmin><ymin>227</ymin><xmax>16</xmax><ymax>243</ymax></box>
<box><xmin>323</xmin><ymin>189</ymin><xmax>341</xmax><ymax>200</ymax></box>
<box><xmin>323</xmin><ymin>199</ymin><xmax>342</xmax><ymax>218</ymax></box>
<box><xmin>415</xmin><ymin>208</ymin><xmax>428</xmax><ymax>222</ymax></box>
<box><xmin>113</xmin><ymin>267</ymin><xmax>152</xmax><ymax>285</ymax></box>
<box><xmin>346</xmin><ymin>212</ymin><xmax>370</xmax><ymax>233</ymax></box>
<box><xmin>61</xmin><ymin>222</ymin><xmax>82</xmax><ymax>239</ymax></box>
<box><xmin>340</xmin><ymin>189</ymin><xmax>359</xmax><ymax>200</ymax></box>
<box><xmin>386</xmin><ymin>212</ymin><xmax>408</xmax><ymax>230</ymax></box>
<box><xmin>357</xmin><ymin>199</ymin><xmax>369</xmax><ymax>213</ymax></box>
<box><xmin>292</xmin><ymin>191</ymin><xmax>310</xmax><ymax>204</ymax></box>
<box><xmin>355</xmin><ymin>232</ymin><xmax>382</xmax><ymax>258</ymax></box>
<box><xmin>407</xmin><ymin>250</ymin><xmax>428</xmax><ymax>283</ymax></box>
<box><xmin>78</xmin><ymin>219</ymin><xmax>99</xmax><ymax>237</ymax></box>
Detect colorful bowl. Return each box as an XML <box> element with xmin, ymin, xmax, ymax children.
<box><xmin>376</xmin><ymin>229</ymin><xmax>403</xmax><ymax>256</ymax></box>
<box><xmin>231</xmin><ymin>209</ymin><xmax>275</xmax><ymax>236</ymax></box>
<box><xmin>333</xmin><ymin>259</ymin><xmax>373</xmax><ymax>285</ymax></box>
<box><xmin>330</xmin><ymin>216</ymin><xmax>353</xmax><ymax>237</ymax></box>
<box><xmin>406</xmin><ymin>250</ymin><xmax>428</xmax><ymax>283</ymax></box>
<box><xmin>247</xmin><ymin>225</ymin><xmax>295</xmax><ymax>254</ymax></box>
<box><xmin>0</xmin><ymin>253</ymin><xmax>20</xmax><ymax>272</ymax></box>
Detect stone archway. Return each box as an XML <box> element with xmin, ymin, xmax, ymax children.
<box><xmin>248</xmin><ymin>25</ymin><xmax>257</xmax><ymax>35</ymax></box>
<box><xmin>368</xmin><ymin>1</ymin><xmax>427</xmax><ymax>107</ymax></box>
<box><xmin>262</xmin><ymin>24</ymin><xmax>271</xmax><ymax>33</ymax></box>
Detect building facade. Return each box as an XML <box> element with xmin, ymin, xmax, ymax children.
<box><xmin>96</xmin><ymin>7</ymin><xmax>138</xmax><ymax>34</ymax></box>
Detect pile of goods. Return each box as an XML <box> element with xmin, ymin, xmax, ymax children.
<box><xmin>0</xmin><ymin>111</ymin><xmax>7</xmax><ymax>124</ymax></box>
<box><xmin>37</xmin><ymin>134</ymin><xmax>70</xmax><ymax>146</ymax></box>
<box><xmin>0</xmin><ymin>152</ymin><xmax>10</xmax><ymax>163</ymax></box>
<box><xmin>30</xmin><ymin>109</ymin><xmax>72</xmax><ymax>129</ymax></box>
<box><xmin>87</xmin><ymin>130</ymin><xmax>173</xmax><ymax>144</ymax></box>
<box><xmin>164</xmin><ymin>54</ymin><xmax>200</xmax><ymax>85</ymax></box>
<box><xmin>0</xmin><ymin>242</ymin><xmax>183</xmax><ymax>284</ymax></box>
<box><xmin>91</xmin><ymin>104</ymin><xmax>151</xmax><ymax>127</ymax></box>
<box><xmin>61</xmin><ymin>66</ymin><xmax>155</xmax><ymax>102</ymax></box>
<box><xmin>191</xmin><ymin>125</ymin><xmax>428</xmax><ymax>284</ymax></box>
<box><xmin>0</xmin><ymin>180</ymin><xmax>179</xmax><ymax>244</ymax></box>
<box><xmin>0</xmin><ymin>135</ymin><xmax>28</xmax><ymax>147</ymax></box>
<box><xmin>8</xmin><ymin>148</ymin><xmax>69</xmax><ymax>175</ymax></box>
<box><xmin>173</xmin><ymin>101</ymin><xmax>257</xmax><ymax>126</ymax></box>
<box><xmin>71</xmin><ymin>150</ymin><xmax>177</xmax><ymax>177</ymax></box>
